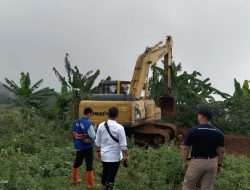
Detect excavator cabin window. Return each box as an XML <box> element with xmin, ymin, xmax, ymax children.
<box><xmin>98</xmin><ymin>81</ymin><xmax>130</xmax><ymax>95</ymax></box>
<box><xmin>120</xmin><ymin>84</ymin><xmax>129</xmax><ymax>94</ymax></box>
<box><xmin>106</xmin><ymin>85</ymin><xmax>117</xmax><ymax>94</ymax></box>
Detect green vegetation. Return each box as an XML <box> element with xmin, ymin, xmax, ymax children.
<box><xmin>2</xmin><ymin>72</ymin><xmax>55</xmax><ymax>122</ymax></box>
<box><xmin>3</xmin><ymin>72</ymin><xmax>54</xmax><ymax>109</ymax></box>
<box><xmin>2</xmin><ymin>56</ymin><xmax>250</xmax><ymax>135</ymax></box>
<box><xmin>53</xmin><ymin>53</ymin><xmax>100</xmax><ymax>119</ymax></box>
<box><xmin>0</xmin><ymin>104</ymin><xmax>250</xmax><ymax>190</ymax></box>
<box><xmin>1</xmin><ymin>55</ymin><xmax>250</xmax><ymax>189</ymax></box>
<box><xmin>149</xmin><ymin>62</ymin><xmax>250</xmax><ymax>135</ymax></box>
<box><xmin>0</xmin><ymin>82</ymin><xmax>14</xmax><ymax>103</ymax></box>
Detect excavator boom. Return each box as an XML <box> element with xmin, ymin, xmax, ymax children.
<box><xmin>129</xmin><ymin>36</ymin><xmax>173</xmax><ymax>100</ymax></box>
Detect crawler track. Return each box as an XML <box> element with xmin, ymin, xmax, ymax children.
<box><xmin>126</xmin><ymin>122</ymin><xmax>176</xmax><ymax>146</ymax></box>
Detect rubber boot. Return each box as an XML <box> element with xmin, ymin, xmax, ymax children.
<box><xmin>71</xmin><ymin>168</ymin><xmax>80</xmax><ymax>184</ymax></box>
<box><xmin>86</xmin><ymin>170</ymin><xmax>94</xmax><ymax>189</ymax></box>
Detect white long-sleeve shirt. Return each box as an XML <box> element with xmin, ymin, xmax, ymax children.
<box><xmin>95</xmin><ymin>119</ymin><xmax>127</xmax><ymax>162</ymax></box>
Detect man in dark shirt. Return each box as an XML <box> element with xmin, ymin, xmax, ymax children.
<box><xmin>182</xmin><ymin>108</ymin><xmax>225</xmax><ymax>190</ymax></box>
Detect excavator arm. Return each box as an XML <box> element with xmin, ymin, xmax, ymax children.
<box><xmin>129</xmin><ymin>36</ymin><xmax>173</xmax><ymax>99</ymax></box>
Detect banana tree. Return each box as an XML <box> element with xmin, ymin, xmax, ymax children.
<box><xmin>233</xmin><ymin>79</ymin><xmax>250</xmax><ymax>97</ymax></box>
<box><xmin>4</xmin><ymin>72</ymin><xmax>54</xmax><ymax>108</ymax></box>
<box><xmin>4</xmin><ymin>72</ymin><xmax>54</xmax><ymax>120</ymax></box>
<box><xmin>53</xmin><ymin>53</ymin><xmax>100</xmax><ymax>119</ymax></box>
<box><xmin>149</xmin><ymin>62</ymin><xmax>229</xmax><ymax>101</ymax></box>
<box><xmin>149</xmin><ymin>62</ymin><xmax>230</xmax><ymax>127</ymax></box>
<box><xmin>218</xmin><ymin>79</ymin><xmax>250</xmax><ymax>134</ymax></box>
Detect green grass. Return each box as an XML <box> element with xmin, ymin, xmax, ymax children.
<box><xmin>0</xmin><ymin>104</ymin><xmax>250</xmax><ymax>190</ymax></box>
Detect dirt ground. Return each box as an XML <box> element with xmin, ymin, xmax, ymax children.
<box><xmin>175</xmin><ymin>127</ymin><xmax>250</xmax><ymax>157</ymax></box>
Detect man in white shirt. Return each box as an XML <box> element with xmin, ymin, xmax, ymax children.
<box><xmin>95</xmin><ymin>107</ymin><xmax>130</xmax><ymax>190</ymax></box>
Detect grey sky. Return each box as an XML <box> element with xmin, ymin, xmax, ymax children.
<box><xmin>0</xmin><ymin>0</ymin><xmax>250</xmax><ymax>95</ymax></box>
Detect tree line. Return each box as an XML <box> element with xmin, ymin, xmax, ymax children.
<box><xmin>3</xmin><ymin>54</ymin><xmax>250</xmax><ymax>135</ymax></box>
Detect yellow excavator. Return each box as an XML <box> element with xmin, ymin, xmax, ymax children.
<box><xmin>79</xmin><ymin>36</ymin><xmax>176</xmax><ymax>145</ymax></box>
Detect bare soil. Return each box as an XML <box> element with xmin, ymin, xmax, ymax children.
<box><xmin>175</xmin><ymin>127</ymin><xmax>250</xmax><ymax>157</ymax></box>
<box><xmin>224</xmin><ymin>135</ymin><xmax>250</xmax><ymax>157</ymax></box>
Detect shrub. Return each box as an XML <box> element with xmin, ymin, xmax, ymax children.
<box><xmin>0</xmin><ymin>104</ymin><xmax>250</xmax><ymax>190</ymax></box>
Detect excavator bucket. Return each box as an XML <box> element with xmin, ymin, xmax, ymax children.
<box><xmin>159</xmin><ymin>95</ymin><xmax>176</xmax><ymax>117</ymax></box>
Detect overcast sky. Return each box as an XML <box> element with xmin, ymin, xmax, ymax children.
<box><xmin>0</xmin><ymin>0</ymin><xmax>249</xmax><ymax>95</ymax></box>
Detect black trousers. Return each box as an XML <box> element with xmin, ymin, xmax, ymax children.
<box><xmin>101</xmin><ymin>161</ymin><xmax>120</xmax><ymax>186</ymax></box>
<box><xmin>73</xmin><ymin>148</ymin><xmax>93</xmax><ymax>171</ymax></box>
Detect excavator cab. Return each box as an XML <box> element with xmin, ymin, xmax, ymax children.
<box><xmin>98</xmin><ymin>80</ymin><xmax>130</xmax><ymax>95</ymax></box>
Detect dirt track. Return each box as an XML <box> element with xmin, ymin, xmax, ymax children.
<box><xmin>176</xmin><ymin>128</ymin><xmax>250</xmax><ymax>157</ymax></box>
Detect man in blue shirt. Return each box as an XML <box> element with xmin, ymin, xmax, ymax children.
<box><xmin>182</xmin><ymin>107</ymin><xmax>225</xmax><ymax>190</ymax></box>
<box><xmin>71</xmin><ymin>107</ymin><xmax>96</xmax><ymax>190</ymax></box>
